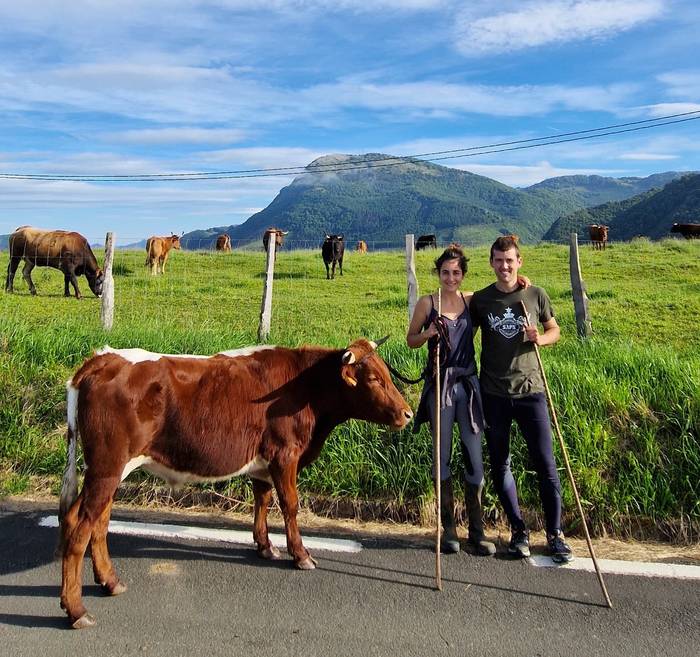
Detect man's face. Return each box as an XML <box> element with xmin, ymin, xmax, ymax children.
<box><xmin>490</xmin><ymin>248</ymin><xmax>522</xmax><ymax>286</ymax></box>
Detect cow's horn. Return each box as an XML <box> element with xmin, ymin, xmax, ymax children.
<box><xmin>342</xmin><ymin>350</ymin><xmax>356</xmax><ymax>365</ymax></box>
<box><xmin>370</xmin><ymin>335</ymin><xmax>389</xmax><ymax>350</ymax></box>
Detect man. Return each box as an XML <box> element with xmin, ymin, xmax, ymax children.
<box><xmin>469</xmin><ymin>235</ymin><xmax>573</xmax><ymax>563</ymax></box>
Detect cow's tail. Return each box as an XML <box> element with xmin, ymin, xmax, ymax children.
<box><xmin>56</xmin><ymin>380</ymin><xmax>80</xmax><ymax>558</ymax></box>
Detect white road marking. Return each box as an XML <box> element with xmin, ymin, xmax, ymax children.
<box><xmin>529</xmin><ymin>555</ymin><xmax>700</xmax><ymax>580</ymax></box>
<box><xmin>39</xmin><ymin>515</ymin><xmax>362</xmax><ymax>553</ymax></box>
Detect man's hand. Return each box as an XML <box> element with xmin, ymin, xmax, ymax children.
<box><xmin>524</xmin><ymin>325</ymin><xmax>541</xmax><ymax>344</ymax></box>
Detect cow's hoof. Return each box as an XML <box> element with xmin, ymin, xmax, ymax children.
<box><xmin>259</xmin><ymin>545</ymin><xmax>282</xmax><ymax>560</ymax></box>
<box><xmin>101</xmin><ymin>580</ymin><xmax>127</xmax><ymax>596</ymax></box>
<box><xmin>296</xmin><ymin>556</ymin><xmax>317</xmax><ymax>570</ymax></box>
<box><xmin>71</xmin><ymin>613</ymin><xmax>96</xmax><ymax>629</ymax></box>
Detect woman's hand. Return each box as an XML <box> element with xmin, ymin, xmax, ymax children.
<box><xmin>424</xmin><ymin>322</ymin><xmax>439</xmax><ymax>339</ymax></box>
<box><xmin>517</xmin><ymin>274</ymin><xmax>531</xmax><ymax>289</ymax></box>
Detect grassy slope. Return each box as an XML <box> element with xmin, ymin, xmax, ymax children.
<box><xmin>0</xmin><ymin>240</ymin><xmax>698</xmax><ymax>536</ymax></box>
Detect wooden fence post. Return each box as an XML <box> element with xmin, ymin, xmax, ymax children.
<box><xmin>100</xmin><ymin>232</ymin><xmax>115</xmax><ymax>331</ymax></box>
<box><xmin>258</xmin><ymin>238</ymin><xmax>276</xmax><ymax>342</ymax></box>
<box><xmin>406</xmin><ymin>234</ymin><xmax>418</xmax><ymax>321</ymax></box>
<box><xmin>569</xmin><ymin>233</ymin><xmax>592</xmax><ymax>338</ymax></box>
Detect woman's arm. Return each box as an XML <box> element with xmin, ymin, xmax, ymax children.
<box><xmin>406</xmin><ymin>295</ymin><xmax>437</xmax><ymax>348</ymax></box>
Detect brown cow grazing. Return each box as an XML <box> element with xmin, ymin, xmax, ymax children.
<box><xmin>670</xmin><ymin>222</ymin><xmax>700</xmax><ymax>239</ymax></box>
<box><xmin>58</xmin><ymin>338</ymin><xmax>412</xmax><ymax>628</ymax></box>
<box><xmin>216</xmin><ymin>234</ymin><xmax>232</xmax><ymax>251</ymax></box>
<box><xmin>5</xmin><ymin>226</ymin><xmax>104</xmax><ymax>299</ymax></box>
<box><xmin>588</xmin><ymin>224</ymin><xmax>609</xmax><ymax>250</ymax></box>
<box><xmin>262</xmin><ymin>228</ymin><xmax>288</xmax><ymax>259</ymax></box>
<box><xmin>145</xmin><ymin>234</ymin><xmax>181</xmax><ymax>275</ymax></box>
<box><xmin>356</xmin><ymin>240</ymin><xmax>368</xmax><ymax>254</ymax></box>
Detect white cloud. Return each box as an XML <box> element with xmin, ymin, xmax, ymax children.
<box><xmin>618</xmin><ymin>152</ymin><xmax>678</xmax><ymax>160</ymax></box>
<box><xmin>455</xmin><ymin>1</ymin><xmax>664</xmax><ymax>56</ymax></box>
<box><xmin>452</xmin><ymin>160</ymin><xmax>625</xmax><ymax>186</ymax></box>
<box><xmin>105</xmin><ymin>128</ymin><xmax>249</xmax><ymax>145</ymax></box>
<box><xmin>644</xmin><ymin>102</ymin><xmax>700</xmax><ymax>116</ymax></box>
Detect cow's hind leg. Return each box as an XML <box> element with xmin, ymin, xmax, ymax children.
<box><xmin>269</xmin><ymin>460</ymin><xmax>316</xmax><ymax>569</ymax></box>
<box><xmin>252</xmin><ymin>479</ymin><xmax>281</xmax><ymax>560</ymax></box>
<box><xmin>90</xmin><ymin>499</ymin><xmax>127</xmax><ymax>596</ymax></box>
<box><xmin>60</xmin><ymin>475</ymin><xmax>120</xmax><ymax>628</ymax></box>
<box><xmin>22</xmin><ymin>261</ymin><xmax>37</xmax><ymax>295</ymax></box>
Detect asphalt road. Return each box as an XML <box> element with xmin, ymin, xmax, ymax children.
<box><xmin>1</xmin><ymin>500</ymin><xmax>698</xmax><ymax>657</ymax></box>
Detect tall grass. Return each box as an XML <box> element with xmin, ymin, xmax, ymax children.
<box><xmin>0</xmin><ymin>240</ymin><xmax>698</xmax><ymax>538</ymax></box>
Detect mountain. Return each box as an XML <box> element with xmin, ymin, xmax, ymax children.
<box><xmin>526</xmin><ymin>171</ymin><xmax>685</xmax><ymax>207</ymax></box>
<box><xmin>172</xmin><ymin>155</ymin><xmax>687</xmax><ymax>248</ymax></box>
<box><xmin>184</xmin><ymin>154</ymin><xmax>590</xmax><ymax>248</ymax></box>
<box><xmin>544</xmin><ymin>173</ymin><xmax>700</xmax><ymax>241</ymax></box>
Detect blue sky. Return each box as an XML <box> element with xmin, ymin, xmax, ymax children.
<box><xmin>1</xmin><ymin>0</ymin><xmax>699</xmax><ymax>243</ymax></box>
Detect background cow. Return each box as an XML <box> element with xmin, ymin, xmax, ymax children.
<box><xmin>262</xmin><ymin>228</ymin><xmax>288</xmax><ymax>259</ymax></box>
<box><xmin>5</xmin><ymin>226</ymin><xmax>104</xmax><ymax>299</ymax></box>
<box><xmin>356</xmin><ymin>240</ymin><xmax>368</xmax><ymax>254</ymax></box>
<box><xmin>322</xmin><ymin>234</ymin><xmax>345</xmax><ymax>279</ymax></box>
<box><xmin>145</xmin><ymin>234</ymin><xmax>181</xmax><ymax>275</ymax></box>
<box><xmin>588</xmin><ymin>224</ymin><xmax>609</xmax><ymax>250</ymax></box>
<box><xmin>670</xmin><ymin>222</ymin><xmax>700</xmax><ymax>239</ymax></box>
<box><xmin>57</xmin><ymin>339</ymin><xmax>412</xmax><ymax>628</ymax></box>
<box><xmin>415</xmin><ymin>234</ymin><xmax>437</xmax><ymax>250</ymax></box>
<box><xmin>215</xmin><ymin>234</ymin><xmax>232</xmax><ymax>252</ymax></box>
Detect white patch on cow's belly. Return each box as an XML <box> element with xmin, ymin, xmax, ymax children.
<box><xmin>96</xmin><ymin>344</ymin><xmax>275</xmax><ymax>364</ymax></box>
<box><xmin>120</xmin><ymin>455</ymin><xmax>272</xmax><ymax>486</ymax></box>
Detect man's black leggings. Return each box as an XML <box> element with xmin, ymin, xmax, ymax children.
<box><xmin>482</xmin><ymin>391</ymin><xmax>562</xmax><ymax>535</ymax></box>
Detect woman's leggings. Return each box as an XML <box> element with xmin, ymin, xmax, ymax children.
<box><xmin>427</xmin><ymin>382</ymin><xmax>485</xmax><ymax>485</ymax></box>
<box><xmin>481</xmin><ymin>391</ymin><xmax>562</xmax><ymax>535</ymax></box>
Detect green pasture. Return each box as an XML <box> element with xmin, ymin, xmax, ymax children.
<box><xmin>0</xmin><ymin>238</ymin><xmax>698</xmax><ymax>539</ymax></box>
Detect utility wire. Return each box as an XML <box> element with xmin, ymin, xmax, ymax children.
<box><xmin>1</xmin><ymin>110</ymin><xmax>698</xmax><ymax>182</ymax></box>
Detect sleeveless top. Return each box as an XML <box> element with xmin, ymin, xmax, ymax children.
<box><xmin>412</xmin><ymin>293</ymin><xmax>484</xmax><ymax>434</ymax></box>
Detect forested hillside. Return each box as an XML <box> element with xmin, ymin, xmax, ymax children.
<box><xmin>544</xmin><ymin>173</ymin><xmax>700</xmax><ymax>241</ymax></box>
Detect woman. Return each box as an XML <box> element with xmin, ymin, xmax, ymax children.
<box><xmin>407</xmin><ymin>244</ymin><xmax>497</xmax><ymax>555</ymax></box>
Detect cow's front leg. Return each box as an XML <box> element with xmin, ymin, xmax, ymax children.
<box><xmin>252</xmin><ymin>478</ymin><xmax>281</xmax><ymax>560</ymax></box>
<box><xmin>269</xmin><ymin>460</ymin><xmax>316</xmax><ymax>569</ymax></box>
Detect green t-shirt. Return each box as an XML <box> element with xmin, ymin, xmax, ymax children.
<box><xmin>470</xmin><ymin>284</ymin><xmax>555</xmax><ymax>398</ymax></box>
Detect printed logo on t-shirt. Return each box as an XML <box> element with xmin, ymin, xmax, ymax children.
<box><xmin>487</xmin><ymin>307</ymin><xmax>530</xmax><ymax>339</ymax></box>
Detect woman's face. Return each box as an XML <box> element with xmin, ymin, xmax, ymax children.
<box><xmin>438</xmin><ymin>258</ymin><xmax>464</xmax><ymax>292</ymax></box>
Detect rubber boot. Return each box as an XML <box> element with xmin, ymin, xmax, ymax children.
<box><xmin>464</xmin><ymin>482</ymin><xmax>496</xmax><ymax>556</ymax></box>
<box><xmin>440</xmin><ymin>478</ymin><xmax>460</xmax><ymax>554</ymax></box>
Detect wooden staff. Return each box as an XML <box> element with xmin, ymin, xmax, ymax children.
<box><xmin>434</xmin><ymin>288</ymin><xmax>442</xmax><ymax>591</ymax></box>
<box><xmin>521</xmin><ymin>300</ymin><xmax>613</xmax><ymax>608</ymax></box>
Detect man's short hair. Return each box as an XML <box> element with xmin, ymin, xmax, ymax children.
<box><xmin>490</xmin><ymin>235</ymin><xmax>521</xmax><ymax>260</ymax></box>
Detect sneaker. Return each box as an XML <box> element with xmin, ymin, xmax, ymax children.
<box><xmin>547</xmin><ymin>530</ymin><xmax>574</xmax><ymax>563</ymax></box>
<box><xmin>508</xmin><ymin>528</ymin><xmax>530</xmax><ymax>558</ymax></box>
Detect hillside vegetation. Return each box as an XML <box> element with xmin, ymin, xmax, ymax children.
<box><xmin>182</xmin><ymin>157</ymin><xmax>685</xmax><ymax>248</ymax></box>
<box><xmin>545</xmin><ymin>172</ymin><xmax>700</xmax><ymax>241</ymax></box>
<box><xmin>0</xmin><ymin>240</ymin><xmax>698</xmax><ymax>539</ymax></box>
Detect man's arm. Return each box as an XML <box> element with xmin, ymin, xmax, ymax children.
<box><xmin>524</xmin><ymin>317</ymin><xmax>560</xmax><ymax>346</ymax></box>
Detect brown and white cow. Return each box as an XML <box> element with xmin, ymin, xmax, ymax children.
<box><xmin>145</xmin><ymin>234</ymin><xmax>181</xmax><ymax>275</ymax></box>
<box><xmin>58</xmin><ymin>339</ymin><xmax>412</xmax><ymax>628</ymax></box>
<box><xmin>588</xmin><ymin>224</ymin><xmax>609</xmax><ymax>250</ymax></box>
<box><xmin>356</xmin><ymin>240</ymin><xmax>368</xmax><ymax>254</ymax></box>
<box><xmin>5</xmin><ymin>226</ymin><xmax>104</xmax><ymax>299</ymax></box>
<box><xmin>262</xmin><ymin>228</ymin><xmax>288</xmax><ymax>259</ymax></box>
<box><xmin>670</xmin><ymin>222</ymin><xmax>700</xmax><ymax>239</ymax></box>
<box><xmin>216</xmin><ymin>234</ymin><xmax>232</xmax><ymax>251</ymax></box>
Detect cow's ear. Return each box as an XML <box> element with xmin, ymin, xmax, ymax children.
<box><xmin>341</xmin><ymin>349</ymin><xmax>357</xmax><ymax>387</ymax></box>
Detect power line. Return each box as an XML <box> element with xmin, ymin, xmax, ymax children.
<box><xmin>1</xmin><ymin>110</ymin><xmax>698</xmax><ymax>182</ymax></box>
